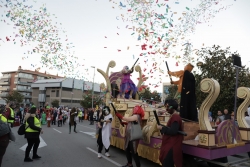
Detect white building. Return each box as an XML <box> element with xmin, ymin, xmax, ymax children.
<box><xmin>31</xmin><ymin>78</ymin><xmax>102</xmax><ymax>108</ymax></box>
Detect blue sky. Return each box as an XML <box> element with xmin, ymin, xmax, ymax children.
<box><xmin>0</xmin><ymin>0</ymin><xmax>249</xmax><ymax>92</ymax></box>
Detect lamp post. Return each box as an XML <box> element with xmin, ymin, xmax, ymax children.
<box><xmin>91</xmin><ymin>66</ymin><xmax>95</xmax><ymax>109</ymax></box>
<box><xmin>71</xmin><ymin>78</ymin><xmax>75</xmax><ymax>108</ymax></box>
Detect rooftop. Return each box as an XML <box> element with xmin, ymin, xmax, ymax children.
<box><xmin>2</xmin><ymin>66</ymin><xmax>63</xmax><ymax>78</ymax></box>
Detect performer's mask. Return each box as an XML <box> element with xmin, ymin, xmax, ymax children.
<box><xmin>103</xmin><ymin>106</ymin><xmax>110</xmax><ymax>116</ymax></box>
<box><xmin>122</xmin><ymin>66</ymin><xmax>129</xmax><ymax>73</ymax></box>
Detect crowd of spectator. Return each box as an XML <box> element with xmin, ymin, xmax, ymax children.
<box><xmin>208</xmin><ymin>107</ymin><xmax>250</xmax><ymax>127</ymax></box>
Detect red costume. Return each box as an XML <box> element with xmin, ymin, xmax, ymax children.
<box><xmin>159</xmin><ymin>114</ymin><xmax>183</xmax><ymax>167</ymax></box>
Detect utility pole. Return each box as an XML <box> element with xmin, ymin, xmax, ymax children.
<box><xmin>91</xmin><ymin>66</ymin><xmax>95</xmax><ymax>109</ymax></box>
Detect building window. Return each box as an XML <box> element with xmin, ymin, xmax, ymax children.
<box><xmin>51</xmin><ymin>90</ymin><xmax>55</xmax><ymax>92</ymax></box>
<box><xmin>46</xmin><ymin>95</ymin><xmax>50</xmax><ymax>97</ymax></box>
<box><xmin>61</xmin><ymin>99</ymin><xmax>71</xmax><ymax>103</ymax></box>
<box><xmin>39</xmin><ymin>90</ymin><xmax>46</xmax><ymax>94</ymax></box>
<box><xmin>62</xmin><ymin>87</ymin><xmax>72</xmax><ymax>92</ymax></box>
<box><xmin>37</xmin><ymin>76</ymin><xmax>45</xmax><ymax>80</ymax></box>
<box><xmin>56</xmin><ymin>90</ymin><xmax>59</xmax><ymax>97</ymax></box>
<box><xmin>19</xmin><ymin>73</ymin><xmax>33</xmax><ymax>79</ymax></box>
<box><xmin>61</xmin><ymin>99</ymin><xmax>79</xmax><ymax>103</ymax></box>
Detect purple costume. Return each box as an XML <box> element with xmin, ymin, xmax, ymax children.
<box><xmin>120</xmin><ymin>68</ymin><xmax>137</xmax><ymax>98</ymax></box>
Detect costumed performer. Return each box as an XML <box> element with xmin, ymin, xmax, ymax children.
<box><xmin>115</xmin><ymin>105</ymin><xmax>144</xmax><ymax>167</ymax></box>
<box><xmin>41</xmin><ymin>112</ymin><xmax>46</xmax><ymax>125</ymax></box>
<box><xmin>69</xmin><ymin>107</ymin><xmax>78</xmax><ymax>134</ymax></box>
<box><xmin>157</xmin><ymin>99</ymin><xmax>183</xmax><ymax>167</ymax></box>
<box><xmin>168</xmin><ymin>63</ymin><xmax>197</xmax><ymax>121</ymax></box>
<box><xmin>97</xmin><ymin>106</ymin><xmax>113</xmax><ymax>158</ymax></box>
<box><xmin>119</xmin><ymin>66</ymin><xmax>138</xmax><ymax>99</ymax></box>
<box><xmin>46</xmin><ymin>112</ymin><xmax>52</xmax><ymax>127</ymax></box>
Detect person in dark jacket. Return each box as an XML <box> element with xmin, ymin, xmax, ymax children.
<box><xmin>89</xmin><ymin>109</ymin><xmax>94</xmax><ymax>125</ymax></box>
<box><xmin>52</xmin><ymin>110</ymin><xmax>57</xmax><ymax>125</ymax></box>
<box><xmin>223</xmin><ymin>109</ymin><xmax>231</xmax><ymax>120</ymax></box>
<box><xmin>23</xmin><ymin>106</ymin><xmax>43</xmax><ymax>162</ymax></box>
<box><xmin>69</xmin><ymin>108</ymin><xmax>78</xmax><ymax>134</ymax></box>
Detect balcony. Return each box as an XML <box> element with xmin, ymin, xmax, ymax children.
<box><xmin>13</xmin><ymin>88</ymin><xmax>32</xmax><ymax>92</ymax></box>
<box><xmin>0</xmin><ymin>87</ymin><xmax>9</xmax><ymax>91</ymax></box>
<box><xmin>0</xmin><ymin>93</ymin><xmax>8</xmax><ymax>97</ymax></box>
<box><xmin>1</xmin><ymin>75</ymin><xmax>10</xmax><ymax>79</ymax></box>
<box><xmin>15</xmin><ymin>75</ymin><xmax>33</xmax><ymax>80</ymax></box>
<box><xmin>0</xmin><ymin>82</ymin><xmax>10</xmax><ymax>86</ymax></box>
<box><xmin>14</xmin><ymin>81</ymin><xmax>31</xmax><ymax>86</ymax></box>
<box><xmin>23</xmin><ymin>95</ymin><xmax>32</xmax><ymax>98</ymax></box>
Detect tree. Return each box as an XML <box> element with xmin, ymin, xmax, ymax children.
<box><xmin>4</xmin><ymin>90</ymin><xmax>24</xmax><ymax>105</ymax></box>
<box><xmin>194</xmin><ymin>45</ymin><xmax>250</xmax><ymax>118</ymax></box>
<box><xmin>51</xmin><ymin>99</ymin><xmax>59</xmax><ymax>108</ymax></box>
<box><xmin>139</xmin><ymin>87</ymin><xmax>161</xmax><ymax>104</ymax></box>
<box><xmin>165</xmin><ymin>85</ymin><xmax>178</xmax><ymax>100</ymax></box>
<box><xmin>80</xmin><ymin>90</ymin><xmax>103</xmax><ymax>109</ymax></box>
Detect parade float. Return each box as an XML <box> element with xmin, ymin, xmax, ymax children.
<box><xmin>97</xmin><ymin>60</ymin><xmax>250</xmax><ymax>167</ymax></box>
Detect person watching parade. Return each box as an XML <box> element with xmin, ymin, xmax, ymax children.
<box><xmin>23</xmin><ymin>105</ymin><xmax>43</xmax><ymax>162</ymax></box>
<box><xmin>31</xmin><ymin>102</ymin><xmax>36</xmax><ymax>109</ymax></box>
<box><xmin>5</xmin><ymin>103</ymin><xmax>15</xmax><ymax>128</ymax></box>
<box><xmin>45</xmin><ymin>102</ymin><xmax>50</xmax><ymax>109</ymax></box>
<box><xmin>78</xmin><ymin>109</ymin><xmax>83</xmax><ymax>123</ymax></box>
<box><xmin>157</xmin><ymin>99</ymin><xmax>184</xmax><ymax>167</ymax></box>
<box><xmin>0</xmin><ymin>107</ymin><xmax>10</xmax><ymax>167</ymax></box>
<box><xmin>69</xmin><ymin>107</ymin><xmax>78</xmax><ymax>134</ymax></box>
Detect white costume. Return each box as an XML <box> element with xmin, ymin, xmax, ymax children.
<box><xmin>102</xmin><ymin>114</ymin><xmax>113</xmax><ymax>149</ymax></box>
<box><xmin>97</xmin><ymin>106</ymin><xmax>113</xmax><ymax>158</ymax></box>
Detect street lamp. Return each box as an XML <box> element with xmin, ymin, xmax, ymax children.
<box><xmin>91</xmin><ymin>66</ymin><xmax>95</xmax><ymax>109</ymax></box>
<box><xmin>71</xmin><ymin>78</ymin><xmax>75</xmax><ymax>108</ymax></box>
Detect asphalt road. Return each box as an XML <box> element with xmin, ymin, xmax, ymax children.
<box><xmin>3</xmin><ymin>120</ymin><xmax>161</xmax><ymax>167</ymax></box>
<box><xmin>3</xmin><ymin>121</ymin><xmax>249</xmax><ymax>167</ymax></box>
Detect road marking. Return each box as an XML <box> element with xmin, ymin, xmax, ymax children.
<box><xmin>53</xmin><ymin>128</ymin><xmax>62</xmax><ymax>133</ymax></box>
<box><xmin>20</xmin><ymin>136</ymin><xmax>47</xmax><ymax>151</ymax></box>
<box><xmin>86</xmin><ymin>147</ymin><xmax>122</xmax><ymax>166</ymax></box>
<box><xmin>78</xmin><ymin>124</ymin><xmax>96</xmax><ymax>130</ymax></box>
<box><xmin>79</xmin><ymin>131</ymin><xmax>96</xmax><ymax>138</ymax></box>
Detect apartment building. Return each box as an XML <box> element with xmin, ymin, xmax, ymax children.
<box><xmin>0</xmin><ymin>66</ymin><xmax>62</xmax><ymax>105</ymax></box>
<box><xmin>31</xmin><ymin>78</ymin><xmax>101</xmax><ymax>108</ymax></box>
